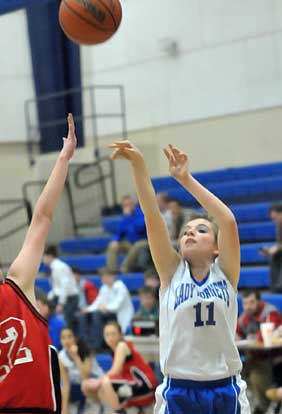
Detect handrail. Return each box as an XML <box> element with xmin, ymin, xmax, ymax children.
<box><xmin>21</xmin><ymin>157</ymin><xmax>117</xmax><ymax>237</ymax></box>
<box><xmin>24</xmin><ymin>84</ymin><xmax>127</xmax><ymax>165</ymax></box>
<box><xmin>0</xmin><ymin>199</ymin><xmax>30</xmax><ymax>267</ymax></box>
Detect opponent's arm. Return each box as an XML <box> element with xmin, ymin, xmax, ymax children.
<box><xmin>8</xmin><ymin>114</ymin><xmax>77</xmax><ymax>303</ymax></box>
<box><xmin>164</xmin><ymin>144</ymin><xmax>240</xmax><ymax>289</ymax></box>
<box><xmin>109</xmin><ymin>141</ymin><xmax>180</xmax><ymax>288</ymax></box>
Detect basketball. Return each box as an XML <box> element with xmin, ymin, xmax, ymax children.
<box><xmin>59</xmin><ymin>0</ymin><xmax>122</xmax><ymax>45</ymax></box>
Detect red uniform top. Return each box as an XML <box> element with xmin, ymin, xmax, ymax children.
<box><xmin>108</xmin><ymin>340</ymin><xmax>157</xmax><ymax>408</ymax></box>
<box><xmin>0</xmin><ymin>278</ymin><xmax>61</xmax><ymax>414</ymax></box>
<box><xmin>113</xmin><ymin>340</ymin><xmax>157</xmax><ymax>389</ymax></box>
<box><xmin>122</xmin><ymin>340</ymin><xmax>157</xmax><ymax>388</ymax></box>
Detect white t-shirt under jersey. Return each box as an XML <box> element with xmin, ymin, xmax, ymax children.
<box><xmin>159</xmin><ymin>258</ymin><xmax>242</xmax><ymax>381</ymax></box>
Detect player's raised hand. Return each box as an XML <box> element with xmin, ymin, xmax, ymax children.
<box><xmin>108</xmin><ymin>140</ymin><xmax>144</xmax><ymax>165</ymax></box>
<box><xmin>61</xmin><ymin>113</ymin><xmax>77</xmax><ymax>160</ymax></box>
<box><xmin>163</xmin><ymin>144</ymin><xmax>190</xmax><ymax>182</ymax></box>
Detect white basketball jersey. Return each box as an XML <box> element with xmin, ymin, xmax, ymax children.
<box><xmin>159</xmin><ymin>258</ymin><xmax>242</xmax><ymax>381</ymax></box>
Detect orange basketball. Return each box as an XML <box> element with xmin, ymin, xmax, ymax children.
<box><xmin>59</xmin><ymin>0</ymin><xmax>122</xmax><ymax>45</ymax></box>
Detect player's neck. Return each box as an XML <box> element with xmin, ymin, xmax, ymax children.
<box><xmin>189</xmin><ymin>260</ymin><xmax>212</xmax><ymax>282</ymax></box>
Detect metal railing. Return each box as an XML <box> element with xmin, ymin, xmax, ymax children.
<box><xmin>69</xmin><ymin>156</ymin><xmax>117</xmax><ymax>234</ymax></box>
<box><xmin>24</xmin><ymin>84</ymin><xmax>127</xmax><ymax>165</ymax></box>
<box><xmin>0</xmin><ymin>199</ymin><xmax>31</xmax><ymax>269</ymax></box>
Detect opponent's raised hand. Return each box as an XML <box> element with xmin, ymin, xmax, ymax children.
<box><xmin>108</xmin><ymin>140</ymin><xmax>144</xmax><ymax>165</ymax></box>
<box><xmin>61</xmin><ymin>113</ymin><xmax>77</xmax><ymax>160</ymax></box>
<box><xmin>163</xmin><ymin>144</ymin><xmax>190</xmax><ymax>182</ymax></box>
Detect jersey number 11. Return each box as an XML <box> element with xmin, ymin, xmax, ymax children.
<box><xmin>193</xmin><ymin>302</ymin><xmax>216</xmax><ymax>327</ymax></box>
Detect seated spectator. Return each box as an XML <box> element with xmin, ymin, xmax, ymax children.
<box><xmin>81</xmin><ymin>321</ymin><xmax>157</xmax><ymax>414</ymax></box>
<box><xmin>78</xmin><ymin>268</ymin><xmax>134</xmax><ymax>351</ymax></box>
<box><xmin>106</xmin><ymin>195</ymin><xmax>148</xmax><ymax>273</ymax></box>
<box><xmin>59</xmin><ymin>327</ymin><xmax>104</xmax><ymax>414</ymax></box>
<box><xmin>156</xmin><ymin>192</ymin><xmax>173</xmax><ymax>239</ymax></box>
<box><xmin>134</xmin><ymin>286</ymin><xmax>159</xmax><ymax>320</ymax></box>
<box><xmin>144</xmin><ymin>266</ymin><xmax>160</xmax><ymax>300</ymax></box>
<box><xmin>72</xmin><ymin>267</ymin><xmax>99</xmax><ymax>310</ymax></box>
<box><xmin>237</xmin><ymin>289</ymin><xmax>281</xmax><ymax>414</ymax></box>
<box><xmin>36</xmin><ymin>295</ymin><xmax>66</xmax><ymax>351</ymax></box>
<box><xmin>43</xmin><ymin>245</ymin><xmax>79</xmax><ymax>330</ymax></box>
<box><xmin>259</xmin><ymin>204</ymin><xmax>282</xmax><ymax>292</ymax></box>
<box><xmin>168</xmin><ymin>199</ymin><xmax>185</xmax><ymax>242</ymax></box>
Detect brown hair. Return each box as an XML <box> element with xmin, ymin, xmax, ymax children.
<box><xmin>104</xmin><ymin>320</ymin><xmax>123</xmax><ymax>335</ymax></box>
<box><xmin>139</xmin><ymin>286</ymin><xmax>157</xmax><ymax>297</ymax></box>
<box><xmin>98</xmin><ymin>267</ymin><xmax>116</xmax><ymax>277</ymax></box>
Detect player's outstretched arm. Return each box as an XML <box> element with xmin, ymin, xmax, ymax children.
<box><xmin>8</xmin><ymin>114</ymin><xmax>77</xmax><ymax>303</ymax></box>
<box><xmin>164</xmin><ymin>144</ymin><xmax>240</xmax><ymax>289</ymax></box>
<box><xmin>109</xmin><ymin>141</ymin><xmax>180</xmax><ymax>288</ymax></box>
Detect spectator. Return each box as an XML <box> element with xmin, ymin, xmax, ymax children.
<box><xmin>237</xmin><ymin>290</ymin><xmax>281</xmax><ymax>414</ymax></box>
<box><xmin>144</xmin><ymin>266</ymin><xmax>160</xmax><ymax>300</ymax></box>
<box><xmin>72</xmin><ymin>267</ymin><xmax>99</xmax><ymax>310</ymax></box>
<box><xmin>59</xmin><ymin>327</ymin><xmax>104</xmax><ymax>414</ymax></box>
<box><xmin>168</xmin><ymin>199</ymin><xmax>185</xmax><ymax>242</ymax></box>
<box><xmin>134</xmin><ymin>286</ymin><xmax>159</xmax><ymax>320</ymax></box>
<box><xmin>106</xmin><ymin>195</ymin><xmax>148</xmax><ymax>273</ymax></box>
<box><xmin>82</xmin><ymin>321</ymin><xmax>157</xmax><ymax>414</ymax></box>
<box><xmin>36</xmin><ymin>295</ymin><xmax>66</xmax><ymax>351</ymax></box>
<box><xmin>260</xmin><ymin>204</ymin><xmax>282</xmax><ymax>292</ymax></box>
<box><xmin>78</xmin><ymin>268</ymin><xmax>134</xmax><ymax>351</ymax></box>
<box><xmin>43</xmin><ymin>245</ymin><xmax>79</xmax><ymax>330</ymax></box>
<box><xmin>156</xmin><ymin>192</ymin><xmax>174</xmax><ymax>239</ymax></box>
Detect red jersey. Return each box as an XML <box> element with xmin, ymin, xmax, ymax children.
<box><xmin>108</xmin><ymin>340</ymin><xmax>157</xmax><ymax>408</ymax></box>
<box><xmin>119</xmin><ymin>340</ymin><xmax>157</xmax><ymax>388</ymax></box>
<box><xmin>0</xmin><ymin>278</ymin><xmax>61</xmax><ymax>414</ymax></box>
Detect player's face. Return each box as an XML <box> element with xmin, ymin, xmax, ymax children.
<box><xmin>103</xmin><ymin>325</ymin><xmax>122</xmax><ymax>350</ymax></box>
<box><xmin>61</xmin><ymin>329</ymin><xmax>75</xmax><ymax>350</ymax></box>
<box><xmin>180</xmin><ymin>218</ymin><xmax>218</xmax><ymax>262</ymax></box>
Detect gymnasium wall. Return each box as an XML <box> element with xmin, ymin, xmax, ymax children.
<box><xmin>1</xmin><ymin>105</ymin><xmax>281</xmax><ymax>200</ymax></box>
<box><xmin>0</xmin><ymin>0</ymin><xmax>282</xmax><ymax>200</ymax></box>
<box><xmin>0</xmin><ymin>9</ymin><xmax>34</xmax><ymax>142</ymax></box>
<box><xmin>81</xmin><ymin>0</ymin><xmax>282</xmax><ymax>136</ymax></box>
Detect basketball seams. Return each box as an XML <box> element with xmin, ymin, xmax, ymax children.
<box><xmin>96</xmin><ymin>0</ymin><xmax>117</xmax><ymax>29</ymax></box>
<box><xmin>62</xmin><ymin>0</ymin><xmax>111</xmax><ymax>34</ymax></box>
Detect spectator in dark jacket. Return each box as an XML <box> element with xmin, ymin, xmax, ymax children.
<box><xmin>106</xmin><ymin>195</ymin><xmax>148</xmax><ymax>273</ymax></box>
<box><xmin>237</xmin><ymin>290</ymin><xmax>281</xmax><ymax>414</ymax></box>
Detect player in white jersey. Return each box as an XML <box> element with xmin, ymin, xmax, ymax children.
<box><xmin>109</xmin><ymin>141</ymin><xmax>251</xmax><ymax>414</ymax></box>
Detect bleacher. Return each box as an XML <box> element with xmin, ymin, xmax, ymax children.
<box><xmin>37</xmin><ymin>161</ymin><xmax>282</xmax><ymax>314</ymax></box>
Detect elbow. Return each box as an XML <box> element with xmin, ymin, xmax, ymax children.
<box><xmin>222</xmin><ymin>212</ymin><xmax>237</xmax><ymax>228</ymax></box>
<box><xmin>32</xmin><ymin>210</ymin><xmax>53</xmax><ymax>225</ymax></box>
